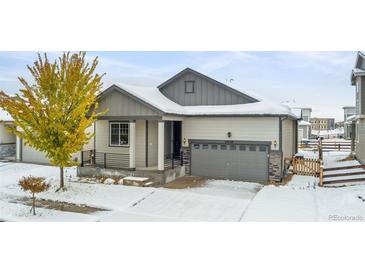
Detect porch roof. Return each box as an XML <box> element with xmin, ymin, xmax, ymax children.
<box><xmin>111</xmin><ymin>83</ymin><xmax>299</xmax><ymax>119</ymax></box>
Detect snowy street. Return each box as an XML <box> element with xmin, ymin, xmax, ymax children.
<box><xmin>1</xmin><ymin>151</ymin><xmax>365</xmax><ymax>221</ymax></box>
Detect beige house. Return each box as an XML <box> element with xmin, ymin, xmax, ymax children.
<box><xmin>17</xmin><ymin>68</ymin><xmax>299</xmax><ymax>182</ymax></box>
<box><xmin>0</xmin><ymin>108</ymin><xmax>16</xmax><ymax>159</ymax></box>
<box><xmin>79</xmin><ymin>68</ymin><xmax>299</xmax><ymax>182</ymax></box>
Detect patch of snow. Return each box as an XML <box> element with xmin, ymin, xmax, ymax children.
<box><xmin>123</xmin><ymin>176</ymin><xmax>149</xmax><ymax>182</ymax></box>
<box><xmin>114</xmin><ymin>83</ymin><xmax>298</xmax><ymax>118</ymax></box>
<box><xmin>103</xmin><ymin>178</ymin><xmax>115</xmax><ymax>185</ymax></box>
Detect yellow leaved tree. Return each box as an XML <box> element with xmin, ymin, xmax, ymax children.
<box><xmin>0</xmin><ymin>52</ymin><xmax>105</xmax><ymax>190</ymax></box>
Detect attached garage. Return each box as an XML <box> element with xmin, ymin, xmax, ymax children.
<box><xmin>21</xmin><ymin>142</ymin><xmax>50</xmax><ymax>164</ymax></box>
<box><xmin>190</xmin><ymin>141</ymin><xmax>270</xmax><ymax>182</ymax></box>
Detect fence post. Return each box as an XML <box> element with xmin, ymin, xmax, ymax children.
<box><xmin>172</xmin><ymin>152</ymin><xmax>174</xmax><ymax>169</ymax></box>
<box><xmin>104</xmin><ymin>153</ymin><xmax>107</xmax><ymax>169</ymax></box>
<box><xmin>319</xmin><ymin>160</ymin><xmax>324</xmax><ymax>187</ymax></box>
<box><xmin>81</xmin><ymin>151</ymin><xmax>84</xmax><ymax>167</ymax></box>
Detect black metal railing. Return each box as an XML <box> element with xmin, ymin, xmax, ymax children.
<box><xmin>81</xmin><ymin>150</ymin><xmax>129</xmax><ymax>169</ymax></box>
<box><xmin>164</xmin><ymin>151</ymin><xmax>184</xmax><ymax>170</ymax></box>
<box><xmin>81</xmin><ymin>150</ymin><xmax>183</xmax><ymax>170</ymax></box>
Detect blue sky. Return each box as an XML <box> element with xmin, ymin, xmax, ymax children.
<box><xmin>0</xmin><ymin>51</ymin><xmax>357</xmax><ymax>121</ymax></box>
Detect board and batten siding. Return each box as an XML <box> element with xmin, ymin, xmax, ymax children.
<box><xmin>182</xmin><ymin>117</ymin><xmax>279</xmax><ymax>150</ymax></box>
<box><xmin>98</xmin><ymin>89</ymin><xmax>160</xmax><ymax>117</ymax></box>
<box><xmin>281</xmin><ymin>118</ymin><xmax>295</xmax><ymax>159</ymax></box>
<box><xmin>160</xmin><ymin>71</ymin><xmax>254</xmax><ymax>106</ymax></box>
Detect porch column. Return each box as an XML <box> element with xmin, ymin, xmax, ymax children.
<box><xmin>129</xmin><ymin>121</ymin><xmax>136</xmax><ymax>169</ymax></box>
<box><xmin>158</xmin><ymin>121</ymin><xmax>165</xmax><ymax>171</ymax></box>
<box><xmin>16</xmin><ymin>136</ymin><xmax>21</xmax><ymax>162</ymax></box>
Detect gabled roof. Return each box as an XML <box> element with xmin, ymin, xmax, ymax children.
<box><xmin>351</xmin><ymin>51</ymin><xmax>365</xmax><ymax>85</ymax></box>
<box><xmin>157</xmin><ymin>67</ymin><xmax>260</xmax><ymax>102</ymax></box>
<box><xmin>97</xmin><ymin>83</ymin><xmax>299</xmax><ymax>118</ymax></box>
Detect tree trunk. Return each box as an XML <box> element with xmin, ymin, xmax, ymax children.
<box><xmin>60</xmin><ymin>167</ymin><xmax>64</xmax><ymax>189</ymax></box>
<box><xmin>32</xmin><ymin>192</ymin><xmax>36</xmax><ymax>215</ymax></box>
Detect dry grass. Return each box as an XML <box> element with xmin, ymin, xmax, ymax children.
<box><xmin>338</xmin><ymin>154</ymin><xmax>355</xmax><ymax>162</ymax></box>
<box><xmin>163</xmin><ymin>176</ymin><xmax>207</xmax><ymax>189</ymax></box>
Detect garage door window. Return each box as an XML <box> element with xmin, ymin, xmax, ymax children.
<box><xmin>259</xmin><ymin>146</ymin><xmax>267</xmax><ymax>152</ymax></box>
<box><xmin>211</xmin><ymin>144</ymin><xmax>218</xmax><ymax>150</ymax></box>
<box><xmin>220</xmin><ymin>145</ymin><xmax>227</xmax><ymax>150</ymax></box>
<box><xmin>230</xmin><ymin>145</ymin><xmax>236</xmax><ymax>150</ymax></box>
<box><xmin>193</xmin><ymin>144</ymin><xmax>200</xmax><ymax>149</ymax></box>
<box><xmin>249</xmin><ymin>145</ymin><xmax>256</xmax><ymax>151</ymax></box>
<box><xmin>202</xmin><ymin>144</ymin><xmax>209</xmax><ymax>149</ymax></box>
<box><xmin>239</xmin><ymin>145</ymin><xmax>246</xmax><ymax>151</ymax></box>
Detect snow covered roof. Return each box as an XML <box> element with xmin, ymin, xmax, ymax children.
<box><xmin>345</xmin><ymin>115</ymin><xmax>356</xmax><ymax>124</ymax></box>
<box><xmin>298</xmin><ymin>120</ymin><xmax>311</xmax><ymax>126</ymax></box>
<box><xmin>0</xmin><ymin>108</ymin><xmax>13</xmax><ymax>122</ymax></box>
<box><xmin>113</xmin><ymin>83</ymin><xmax>299</xmax><ymax>118</ymax></box>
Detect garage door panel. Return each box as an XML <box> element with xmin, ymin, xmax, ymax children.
<box><xmin>191</xmin><ymin>142</ymin><xmax>268</xmax><ymax>182</ymax></box>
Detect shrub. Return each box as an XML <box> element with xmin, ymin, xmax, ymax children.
<box><xmin>19</xmin><ymin>176</ymin><xmax>49</xmax><ymax>215</ymax></box>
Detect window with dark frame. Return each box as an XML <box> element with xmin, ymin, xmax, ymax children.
<box><xmin>184</xmin><ymin>81</ymin><xmax>195</xmax><ymax>93</ymax></box>
<box><xmin>249</xmin><ymin>145</ymin><xmax>256</xmax><ymax>151</ymax></box>
<box><xmin>110</xmin><ymin>122</ymin><xmax>129</xmax><ymax>146</ymax></box>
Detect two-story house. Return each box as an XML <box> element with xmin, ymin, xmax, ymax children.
<box><xmin>351</xmin><ymin>51</ymin><xmax>365</xmax><ymax>161</ymax></box>
<box><xmin>343</xmin><ymin>106</ymin><xmax>356</xmax><ymax>139</ymax></box>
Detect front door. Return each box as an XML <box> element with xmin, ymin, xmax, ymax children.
<box><xmin>173</xmin><ymin>121</ymin><xmax>182</xmax><ymax>157</ymax></box>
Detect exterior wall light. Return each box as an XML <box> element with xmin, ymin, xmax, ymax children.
<box><xmin>273</xmin><ymin>140</ymin><xmax>277</xmax><ymax>148</ymax></box>
<box><xmin>227</xmin><ymin>132</ymin><xmax>232</xmax><ymax>138</ymax></box>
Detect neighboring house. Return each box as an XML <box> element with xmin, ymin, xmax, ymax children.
<box><xmin>284</xmin><ymin>104</ymin><xmax>312</xmax><ymax>142</ymax></box>
<box><xmin>311</xmin><ymin>117</ymin><xmax>335</xmax><ymax>130</ymax></box>
<box><xmin>350</xmin><ymin>51</ymin><xmax>365</xmax><ymax>161</ymax></box>
<box><xmin>0</xmin><ymin>108</ymin><xmax>16</xmax><ymax>159</ymax></box>
<box><xmin>75</xmin><ymin>68</ymin><xmax>298</xmax><ymax>182</ymax></box>
<box><xmin>343</xmin><ymin>106</ymin><xmax>356</xmax><ymax>139</ymax></box>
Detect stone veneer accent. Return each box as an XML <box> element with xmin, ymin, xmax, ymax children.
<box><xmin>269</xmin><ymin>150</ymin><xmax>283</xmax><ymax>181</ymax></box>
<box><xmin>181</xmin><ymin>147</ymin><xmax>191</xmax><ymax>175</ymax></box>
<box><xmin>0</xmin><ymin>143</ymin><xmax>16</xmax><ymax>159</ymax></box>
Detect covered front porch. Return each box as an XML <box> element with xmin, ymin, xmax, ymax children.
<box><xmin>81</xmin><ymin>117</ymin><xmax>184</xmax><ymax>173</ymax></box>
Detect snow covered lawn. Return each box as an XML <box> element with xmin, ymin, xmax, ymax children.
<box><xmin>243</xmin><ymin>151</ymin><xmax>365</xmax><ymax>221</ymax></box>
<box><xmin>0</xmin><ymin>162</ymin><xmax>262</xmax><ymax>221</ymax></box>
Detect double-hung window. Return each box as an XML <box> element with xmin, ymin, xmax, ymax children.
<box><xmin>110</xmin><ymin>122</ymin><xmax>129</xmax><ymax>146</ymax></box>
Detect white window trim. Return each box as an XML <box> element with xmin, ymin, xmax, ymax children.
<box><xmin>109</xmin><ymin>122</ymin><xmax>130</xmax><ymax>147</ymax></box>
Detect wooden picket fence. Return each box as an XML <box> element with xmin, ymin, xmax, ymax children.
<box><xmin>293</xmin><ymin>157</ymin><xmax>322</xmax><ymax>177</ymax></box>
